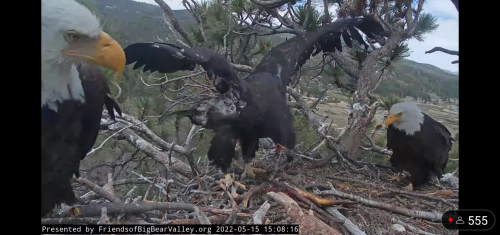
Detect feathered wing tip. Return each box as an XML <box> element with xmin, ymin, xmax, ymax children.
<box><xmin>123</xmin><ymin>42</ymin><xmax>197</xmax><ymax>73</ymax></box>
<box><xmin>104</xmin><ymin>94</ymin><xmax>121</xmax><ymax>120</ymax></box>
<box><xmin>123</xmin><ymin>43</ymin><xmax>153</xmax><ymax>65</ymax></box>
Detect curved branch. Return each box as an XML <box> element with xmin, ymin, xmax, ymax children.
<box><xmin>154</xmin><ymin>0</ymin><xmax>193</xmax><ymax>47</ymax></box>
<box><xmin>113</xmin><ymin>82</ymin><xmax>122</xmax><ymax>99</ymax></box>
<box><xmin>250</xmin><ymin>0</ymin><xmax>291</xmax><ymax>9</ymax></box>
<box><xmin>425</xmin><ymin>47</ymin><xmax>458</xmax><ymax>56</ymax></box>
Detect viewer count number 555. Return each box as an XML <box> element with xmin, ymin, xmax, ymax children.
<box><xmin>468</xmin><ymin>216</ymin><xmax>488</xmax><ymax>226</ymax></box>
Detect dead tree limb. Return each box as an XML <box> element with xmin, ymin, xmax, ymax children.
<box><xmin>425</xmin><ymin>47</ymin><xmax>458</xmax><ymax>56</ymax></box>
<box><xmin>154</xmin><ymin>0</ymin><xmax>192</xmax><ymax>47</ymax></box>
<box><xmin>61</xmin><ymin>202</ymin><xmax>251</xmax><ymax>219</ymax></box>
<box><xmin>325</xmin><ymin>207</ymin><xmax>367</xmax><ymax>235</ymax></box>
<box><xmin>107</xmin><ymin>121</ymin><xmax>193</xmax><ymax>178</ymax></box>
<box><xmin>425</xmin><ymin>47</ymin><xmax>459</xmax><ymax>64</ymax></box>
<box><xmin>267</xmin><ymin>192</ymin><xmax>342</xmax><ymax>235</ymax></box>
<box><xmin>391</xmin><ymin>218</ymin><xmax>437</xmax><ymax>235</ymax></box>
<box><xmin>252</xmin><ymin>201</ymin><xmax>271</xmax><ymax>224</ymax></box>
<box><xmin>316</xmin><ymin>190</ymin><xmax>443</xmax><ymax>221</ymax></box>
<box><xmin>74</xmin><ymin>177</ymin><xmax>122</xmax><ymax>203</ymax></box>
<box><xmin>194</xmin><ymin>206</ymin><xmax>212</xmax><ymax>225</ymax></box>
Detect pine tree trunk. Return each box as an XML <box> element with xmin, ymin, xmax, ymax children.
<box><xmin>341</xmin><ymin>29</ymin><xmax>405</xmax><ymax>156</ymax></box>
<box><xmin>342</xmin><ymin>72</ymin><xmax>374</xmax><ymax>156</ymax></box>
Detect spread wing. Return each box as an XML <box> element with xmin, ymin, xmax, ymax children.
<box><xmin>256</xmin><ymin>18</ymin><xmax>387</xmax><ymax>86</ymax></box>
<box><xmin>124</xmin><ymin>42</ymin><xmax>202</xmax><ymax>73</ymax></box>
<box><xmin>124</xmin><ymin>42</ymin><xmax>247</xmax><ymax>97</ymax></box>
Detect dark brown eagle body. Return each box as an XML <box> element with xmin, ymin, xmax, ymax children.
<box><xmin>123</xmin><ymin>18</ymin><xmax>386</xmax><ymax>177</ymax></box>
<box><xmin>387</xmin><ymin>112</ymin><xmax>453</xmax><ymax>188</ymax></box>
<box><xmin>207</xmin><ymin>72</ymin><xmax>295</xmax><ymax>172</ymax></box>
<box><xmin>41</xmin><ymin>64</ymin><xmax>121</xmax><ymax>217</ymax></box>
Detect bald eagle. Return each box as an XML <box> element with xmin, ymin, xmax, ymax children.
<box><xmin>124</xmin><ymin>17</ymin><xmax>385</xmax><ymax>180</ymax></box>
<box><xmin>41</xmin><ymin>0</ymin><xmax>125</xmax><ymax>217</ymax></box>
<box><xmin>385</xmin><ymin>102</ymin><xmax>454</xmax><ymax>191</ymax></box>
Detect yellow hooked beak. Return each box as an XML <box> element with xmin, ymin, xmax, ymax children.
<box><xmin>62</xmin><ymin>31</ymin><xmax>125</xmax><ymax>81</ymax></box>
<box><xmin>385</xmin><ymin>113</ymin><xmax>402</xmax><ymax>127</ymax></box>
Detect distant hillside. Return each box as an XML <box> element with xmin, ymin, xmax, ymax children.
<box><xmin>442</xmin><ymin>69</ymin><xmax>459</xmax><ymax>76</ymax></box>
<box><xmin>89</xmin><ymin>0</ymin><xmax>196</xmax><ymax>46</ymax></box>
<box><xmin>380</xmin><ymin>59</ymin><xmax>459</xmax><ymax>99</ymax></box>
<box><xmin>85</xmin><ymin>0</ymin><xmax>458</xmax><ymax>99</ymax></box>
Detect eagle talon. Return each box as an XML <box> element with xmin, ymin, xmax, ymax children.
<box><xmin>387</xmin><ymin>173</ymin><xmax>403</xmax><ymax>183</ymax></box>
<box><xmin>241</xmin><ymin>163</ymin><xmax>265</xmax><ymax>180</ymax></box>
<box><xmin>220</xmin><ymin>173</ymin><xmax>233</xmax><ymax>182</ymax></box>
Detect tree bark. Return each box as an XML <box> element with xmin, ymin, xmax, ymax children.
<box><xmin>342</xmin><ymin>73</ymin><xmax>373</xmax><ymax>156</ymax></box>
<box><xmin>154</xmin><ymin>0</ymin><xmax>193</xmax><ymax>47</ymax></box>
<box><xmin>342</xmin><ymin>30</ymin><xmax>404</xmax><ymax>156</ymax></box>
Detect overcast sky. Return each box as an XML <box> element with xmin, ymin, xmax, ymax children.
<box><xmin>134</xmin><ymin>0</ymin><xmax>458</xmax><ymax>72</ymax></box>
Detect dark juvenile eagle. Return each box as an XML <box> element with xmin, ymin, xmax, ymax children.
<box><xmin>173</xmin><ymin>71</ymin><xmax>295</xmax><ymax>179</ymax></box>
<box><xmin>42</xmin><ymin>0</ymin><xmax>125</xmax><ymax>217</ymax></box>
<box><xmin>165</xmin><ymin>18</ymin><xmax>386</xmax><ymax>179</ymax></box>
<box><xmin>124</xmin><ymin>17</ymin><xmax>385</xmax><ymax>180</ymax></box>
<box><xmin>385</xmin><ymin>102</ymin><xmax>454</xmax><ymax>191</ymax></box>
<box><xmin>124</xmin><ymin>42</ymin><xmax>250</xmax><ymax>100</ymax></box>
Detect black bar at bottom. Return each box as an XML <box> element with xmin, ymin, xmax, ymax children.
<box><xmin>41</xmin><ymin>224</ymin><xmax>300</xmax><ymax>234</ymax></box>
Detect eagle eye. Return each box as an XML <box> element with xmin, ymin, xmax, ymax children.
<box><xmin>64</xmin><ymin>30</ymin><xmax>80</xmax><ymax>43</ymax></box>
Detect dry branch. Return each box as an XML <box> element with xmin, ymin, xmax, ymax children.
<box><xmin>118</xmin><ymin>113</ymin><xmax>190</xmax><ymax>155</ymax></box>
<box><xmin>104</xmin><ymin>114</ymin><xmax>193</xmax><ymax>178</ymax></box>
<box><xmin>267</xmin><ymin>192</ymin><xmax>341</xmax><ymax>235</ymax></box>
<box><xmin>286</xmin><ymin>86</ymin><xmax>353</xmax><ymax>167</ymax></box>
<box><xmin>391</xmin><ymin>218</ymin><xmax>437</xmax><ymax>235</ymax></box>
<box><xmin>325</xmin><ymin>207</ymin><xmax>367</xmax><ymax>235</ymax></box>
<box><xmin>316</xmin><ymin>190</ymin><xmax>443</xmax><ymax>221</ymax></box>
<box><xmin>154</xmin><ymin>0</ymin><xmax>192</xmax><ymax>47</ymax></box>
<box><xmin>74</xmin><ymin>177</ymin><xmax>122</xmax><ymax>203</ymax></box>
<box><xmin>59</xmin><ymin>202</ymin><xmax>253</xmax><ymax>219</ymax></box>
<box><xmin>194</xmin><ymin>206</ymin><xmax>211</xmax><ymax>224</ymax></box>
<box><xmin>252</xmin><ymin>201</ymin><xmax>271</xmax><ymax>224</ymax></box>
<box><xmin>98</xmin><ymin>207</ymin><xmax>110</xmax><ymax>224</ymax></box>
<box><xmin>425</xmin><ymin>47</ymin><xmax>458</xmax><ymax>56</ymax></box>
<box><xmin>385</xmin><ymin>188</ymin><xmax>457</xmax><ymax>209</ymax></box>
<box><xmin>242</xmin><ymin>182</ymin><xmax>268</xmax><ymax>208</ymax></box>
<box><xmin>425</xmin><ymin>47</ymin><xmax>459</xmax><ymax>64</ymax></box>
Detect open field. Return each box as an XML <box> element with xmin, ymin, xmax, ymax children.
<box><xmin>306</xmin><ymin>92</ymin><xmax>459</xmax><ymax>138</ymax></box>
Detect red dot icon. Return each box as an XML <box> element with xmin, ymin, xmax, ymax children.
<box><xmin>449</xmin><ymin>218</ymin><xmax>453</xmax><ymax>223</ymax></box>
